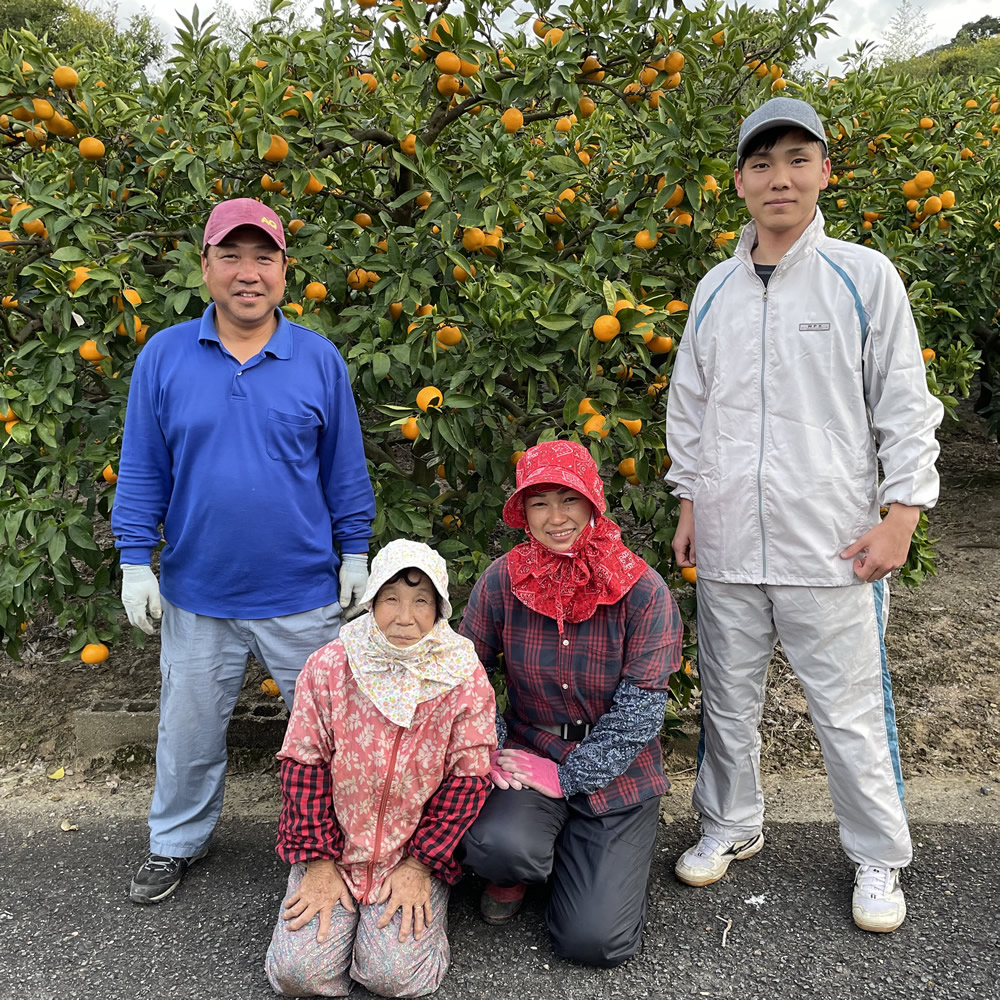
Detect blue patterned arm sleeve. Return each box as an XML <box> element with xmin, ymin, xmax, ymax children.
<box><xmin>556</xmin><ymin>680</ymin><xmax>668</xmax><ymax>797</ymax></box>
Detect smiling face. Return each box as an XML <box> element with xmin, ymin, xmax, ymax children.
<box><xmin>372</xmin><ymin>569</ymin><xmax>439</xmax><ymax>647</ymax></box>
<box><xmin>201</xmin><ymin>226</ymin><xmax>287</xmax><ymax>334</ymax></box>
<box><xmin>734</xmin><ymin>128</ymin><xmax>831</xmax><ymax>243</ymax></box>
<box><xmin>524</xmin><ymin>487</ymin><xmax>592</xmax><ymax>552</ymax></box>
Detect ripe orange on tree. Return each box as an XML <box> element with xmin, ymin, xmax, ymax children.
<box><xmin>680</xmin><ymin>567</ymin><xmax>698</xmax><ymax>584</ymax></box>
<box><xmin>304</xmin><ymin>282</ymin><xmax>328</xmax><ymax>301</ymax></box>
<box><xmin>400</xmin><ymin>416</ymin><xmax>420</xmax><ymax>441</ymax></box>
<box><xmin>593</xmin><ymin>314</ymin><xmax>621</xmax><ymax>341</ymax></box>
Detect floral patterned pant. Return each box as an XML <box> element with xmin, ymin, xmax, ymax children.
<box><xmin>265</xmin><ymin>864</ymin><xmax>451</xmax><ymax>998</ymax></box>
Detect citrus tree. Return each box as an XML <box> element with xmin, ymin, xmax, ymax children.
<box><xmin>1</xmin><ymin>0</ymin><xmax>998</xmax><ymax>681</ymax></box>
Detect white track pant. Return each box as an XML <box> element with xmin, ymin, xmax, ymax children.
<box><xmin>693</xmin><ymin>579</ymin><xmax>912</xmax><ymax>869</ymax></box>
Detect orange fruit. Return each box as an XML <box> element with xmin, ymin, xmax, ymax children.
<box><xmin>593</xmin><ymin>315</ymin><xmax>621</xmax><ymax>342</ymax></box>
<box><xmin>663</xmin><ymin>183</ymin><xmax>684</xmax><ymax>209</ymax></box>
<box><xmin>400</xmin><ymin>416</ymin><xmax>420</xmax><ymax>440</ymax></box>
<box><xmin>79</xmin><ymin>340</ymin><xmax>107</xmax><ymax>362</ymax></box>
<box><xmin>555</xmin><ymin>117</ymin><xmax>573</xmax><ymax>133</ymax></box>
<box><xmin>388</xmin><ymin>302</ymin><xmax>404</xmax><ymax>321</ymax></box>
<box><xmin>618</xmin><ymin>458</ymin><xmax>636</xmax><ymax>478</ymax></box>
<box><xmin>260</xmin><ymin>678</ymin><xmax>280</xmax><ymax>697</ymax></box>
<box><xmin>4</xmin><ymin>418</ymin><xmax>19</xmax><ymax>435</ymax></box>
<box><xmin>436</xmin><ymin>75</ymin><xmax>461</xmax><ymax>97</ymax></box>
<box><xmin>919</xmin><ymin>117</ymin><xmax>934</xmax><ymax>129</ymax></box>
<box><xmin>435</xmin><ymin>51</ymin><xmax>461</xmax><ymax>74</ymax></box>
<box><xmin>359</xmin><ymin>73</ymin><xmax>378</xmax><ymax>93</ymax></box>
<box><xmin>452</xmin><ymin>264</ymin><xmax>476</xmax><ymax>282</ymax></box>
<box><xmin>582</xmin><ymin>414</ymin><xmax>609</xmax><ymax>438</ymax></box>
<box><xmin>635</xmin><ymin>229</ymin><xmax>659</xmax><ymax>250</ymax></box>
<box><xmin>511</xmin><ymin>450</ymin><xmax>526</xmax><ymax>465</ymax></box>
<box><xmin>102</xmin><ymin>464</ymin><xmax>117</xmax><ymax>483</ymax></box>
<box><xmin>940</xmin><ymin>190</ymin><xmax>955</xmax><ymax>209</ymax></box>
<box><xmin>462</xmin><ymin>227</ymin><xmax>486</xmax><ymax>251</ymax></box>
<box><xmin>459</xmin><ymin>58</ymin><xmax>480</xmax><ymax>76</ymax></box>
<box><xmin>81</xmin><ymin>642</ymin><xmax>110</xmax><ymax>664</ymax></box>
<box><xmin>620</xmin><ymin>418</ymin><xmax>642</xmax><ymax>436</ymax></box>
<box><xmin>2</xmin><ymin>295</ymin><xmax>17</xmax><ymax>308</ymax></box>
<box><xmin>612</xmin><ymin>299</ymin><xmax>634</xmax><ymax>316</ymax></box>
<box><xmin>303</xmin><ymin>173</ymin><xmax>324</xmax><ymax>195</ymax></box>
<box><xmin>664</xmin><ymin>51</ymin><xmax>685</xmax><ymax>74</ymax></box>
<box><xmin>711</xmin><ymin>29</ymin><xmax>725</xmax><ymax>45</ymax></box>
<box><xmin>914</xmin><ymin>170</ymin><xmax>935</xmax><ymax>189</ymax></box>
<box><xmin>923</xmin><ymin>195</ymin><xmax>942</xmax><ymax>215</ymax></box>
<box><xmin>579</xmin><ymin>55</ymin><xmax>605</xmax><ymax>81</ymax></box>
<box><xmin>53</xmin><ymin>65</ymin><xmax>79</xmax><ymax>89</ymax></box>
<box><xmin>347</xmin><ymin>268</ymin><xmax>368</xmax><ymax>290</ymax></box>
<box><xmin>922</xmin><ymin>348</ymin><xmax>936</xmax><ymax>363</ymax></box>
<box><xmin>78</xmin><ymin>136</ymin><xmax>105</xmax><ymax>160</ymax></box>
<box><xmin>416</xmin><ymin>386</ymin><xmax>443</xmax><ymax>411</ymax></box>
<box><xmin>304</xmin><ymin>281</ymin><xmax>327</xmax><ymax>301</ymax></box>
<box><xmin>436</xmin><ymin>324</ymin><xmax>462</xmax><ymax>346</ymax></box>
<box><xmin>771</xmin><ymin>78</ymin><xmax>787</xmax><ymax>92</ymax></box>
<box><xmin>647</xmin><ymin>335</ymin><xmax>674</xmax><ymax>354</ymax></box>
<box><xmin>116</xmin><ymin>288</ymin><xmax>142</xmax><ymax>310</ymax></box>
<box><xmin>288</xmin><ymin>219</ymin><xmax>305</xmax><ymax>235</ymax></box>
<box><xmin>400</xmin><ymin>133</ymin><xmax>417</xmax><ymax>156</ymax></box>
<box><xmin>680</xmin><ymin>566</ymin><xmax>697</xmax><ymax>584</ymax></box>
<box><xmin>577</xmin><ymin>397</ymin><xmax>599</xmax><ymax>416</ymax></box>
<box><xmin>284</xmin><ymin>302</ymin><xmax>304</xmax><ymax>315</ymax></box>
<box><xmin>500</xmin><ymin>108</ymin><xmax>524</xmax><ymax>133</ymax></box>
<box><xmin>352</xmin><ymin>212</ymin><xmax>372</xmax><ymax>228</ymax></box>
<box><xmin>263</xmin><ymin>134</ymin><xmax>290</xmax><ymax>161</ymax></box>
<box><xmin>577</xmin><ymin>96</ymin><xmax>595</xmax><ymax>118</ymax></box>
<box><xmin>67</xmin><ymin>266</ymin><xmax>90</xmax><ymax>292</ymax></box>
<box><xmin>544</xmin><ymin>28</ymin><xmax>564</xmax><ymax>46</ymax></box>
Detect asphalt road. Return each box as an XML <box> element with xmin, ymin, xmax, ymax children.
<box><xmin>0</xmin><ymin>817</ymin><xmax>996</xmax><ymax>1000</ymax></box>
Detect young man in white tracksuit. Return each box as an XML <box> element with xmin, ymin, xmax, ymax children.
<box><xmin>665</xmin><ymin>98</ymin><xmax>944</xmax><ymax>933</ymax></box>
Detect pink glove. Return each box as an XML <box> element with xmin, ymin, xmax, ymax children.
<box><xmin>488</xmin><ymin>749</ymin><xmax>522</xmax><ymax>791</ymax></box>
<box><xmin>495</xmin><ymin>749</ymin><xmax>564</xmax><ymax>799</ymax></box>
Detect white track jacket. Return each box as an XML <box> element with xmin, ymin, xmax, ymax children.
<box><xmin>665</xmin><ymin>210</ymin><xmax>944</xmax><ymax>587</ymax></box>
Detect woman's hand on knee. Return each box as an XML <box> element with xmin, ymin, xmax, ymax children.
<box><xmin>496</xmin><ymin>749</ymin><xmax>563</xmax><ymax>798</ymax></box>
<box><xmin>376</xmin><ymin>857</ymin><xmax>433</xmax><ymax>943</ymax></box>
<box><xmin>282</xmin><ymin>859</ymin><xmax>355</xmax><ymax>942</ymax></box>
<box><xmin>489</xmin><ymin>747</ymin><xmax>522</xmax><ymax>790</ymax></box>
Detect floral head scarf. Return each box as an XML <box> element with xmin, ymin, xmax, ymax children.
<box><xmin>339</xmin><ymin>540</ymin><xmax>481</xmax><ymax>727</ymax></box>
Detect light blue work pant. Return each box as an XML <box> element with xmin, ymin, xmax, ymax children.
<box><xmin>149</xmin><ymin>595</ymin><xmax>341</xmax><ymax>857</ymax></box>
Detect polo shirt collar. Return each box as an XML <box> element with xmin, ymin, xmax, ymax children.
<box><xmin>198</xmin><ymin>303</ymin><xmax>293</xmax><ymax>359</ymax></box>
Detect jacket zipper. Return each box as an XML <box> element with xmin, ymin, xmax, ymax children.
<box><xmin>364</xmin><ymin>726</ymin><xmax>404</xmax><ymax>904</ymax></box>
<box><xmin>756</xmin><ymin>287</ymin><xmax>768</xmax><ymax>579</ymax></box>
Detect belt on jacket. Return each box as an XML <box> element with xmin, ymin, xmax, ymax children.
<box><xmin>535</xmin><ymin>722</ymin><xmax>593</xmax><ymax>741</ymax></box>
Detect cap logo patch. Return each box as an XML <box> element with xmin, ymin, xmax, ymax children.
<box><xmin>260</xmin><ymin>216</ymin><xmax>277</xmax><ymax>230</ymax></box>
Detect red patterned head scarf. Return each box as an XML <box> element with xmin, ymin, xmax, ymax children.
<box><xmin>503</xmin><ymin>440</ymin><xmax>648</xmax><ymax>632</ymax></box>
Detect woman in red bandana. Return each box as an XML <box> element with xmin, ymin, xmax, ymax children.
<box><xmin>458</xmin><ymin>440</ymin><xmax>683</xmax><ymax>967</ymax></box>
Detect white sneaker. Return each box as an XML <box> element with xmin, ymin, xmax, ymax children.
<box><xmin>852</xmin><ymin>865</ymin><xmax>906</xmax><ymax>932</ymax></box>
<box><xmin>674</xmin><ymin>832</ymin><xmax>764</xmax><ymax>887</ymax></box>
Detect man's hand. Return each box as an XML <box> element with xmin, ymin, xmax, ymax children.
<box><xmin>282</xmin><ymin>859</ymin><xmax>355</xmax><ymax>943</ymax></box>
<box><xmin>840</xmin><ymin>504</ymin><xmax>921</xmax><ymax>582</ymax></box>
<box><xmin>495</xmin><ymin>749</ymin><xmax>563</xmax><ymax>799</ymax></box>
<box><xmin>120</xmin><ymin>564</ymin><xmax>162</xmax><ymax>635</ymax></box>
<box><xmin>376</xmin><ymin>857</ymin><xmax>433</xmax><ymax>942</ymax></box>
<box><xmin>671</xmin><ymin>498</ymin><xmax>696</xmax><ymax>568</ymax></box>
<box><xmin>338</xmin><ymin>553</ymin><xmax>369</xmax><ymax>619</ymax></box>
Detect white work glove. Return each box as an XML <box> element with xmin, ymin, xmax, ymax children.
<box><xmin>338</xmin><ymin>552</ymin><xmax>369</xmax><ymax>619</ymax></box>
<box><xmin>121</xmin><ymin>564</ymin><xmax>162</xmax><ymax>635</ymax></box>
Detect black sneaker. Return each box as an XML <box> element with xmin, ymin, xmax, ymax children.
<box><xmin>129</xmin><ymin>849</ymin><xmax>208</xmax><ymax>904</ymax></box>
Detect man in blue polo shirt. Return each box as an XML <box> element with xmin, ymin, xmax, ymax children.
<box><xmin>111</xmin><ymin>198</ymin><xmax>375</xmax><ymax>904</ymax></box>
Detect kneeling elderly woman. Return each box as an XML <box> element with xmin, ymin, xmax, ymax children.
<box><xmin>265</xmin><ymin>540</ymin><xmax>497</xmax><ymax>998</ymax></box>
<box><xmin>459</xmin><ymin>440</ymin><xmax>683</xmax><ymax>967</ymax></box>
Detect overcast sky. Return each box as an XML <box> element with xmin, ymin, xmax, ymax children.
<box><xmin>120</xmin><ymin>0</ymin><xmax>998</xmax><ymax>74</ymax></box>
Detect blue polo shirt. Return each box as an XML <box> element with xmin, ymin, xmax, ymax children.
<box><xmin>111</xmin><ymin>305</ymin><xmax>376</xmax><ymax>618</ymax></box>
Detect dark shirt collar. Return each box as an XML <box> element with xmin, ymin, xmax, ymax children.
<box><xmin>198</xmin><ymin>303</ymin><xmax>293</xmax><ymax>359</ymax></box>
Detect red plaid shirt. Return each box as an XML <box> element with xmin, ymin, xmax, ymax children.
<box><xmin>460</xmin><ymin>558</ymin><xmax>682</xmax><ymax>813</ymax></box>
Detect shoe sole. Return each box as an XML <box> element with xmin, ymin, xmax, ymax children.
<box><xmin>481</xmin><ymin>909</ymin><xmax>523</xmax><ymax>926</ymax></box>
<box><xmin>129</xmin><ymin>848</ymin><xmax>209</xmax><ymax>905</ymax></box>
<box><xmin>675</xmin><ymin>833</ymin><xmax>765</xmax><ymax>887</ymax></box>
<box><xmin>853</xmin><ymin>902</ymin><xmax>906</xmax><ymax>933</ymax></box>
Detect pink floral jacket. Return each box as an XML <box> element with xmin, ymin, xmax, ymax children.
<box><xmin>277</xmin><ymin>638</ymin><xmax>497</xmax><ymax>902</ymax></box>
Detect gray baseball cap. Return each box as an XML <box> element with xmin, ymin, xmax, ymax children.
<box><xmin>737</xmin><ymin>97</ymin><xmax>827</xmax><ymax>161</ymax></box>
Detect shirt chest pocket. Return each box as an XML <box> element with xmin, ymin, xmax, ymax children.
<box><xmin>265</xmin><ymin>408</ymin><xmax>321</xmax><ymax>464</ymax></box>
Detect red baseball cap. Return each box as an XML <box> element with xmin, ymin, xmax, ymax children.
<box><xmin>203</xmin><ymin>198</ymin><xmax>286</xmax><ymax>251</ymax></box>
